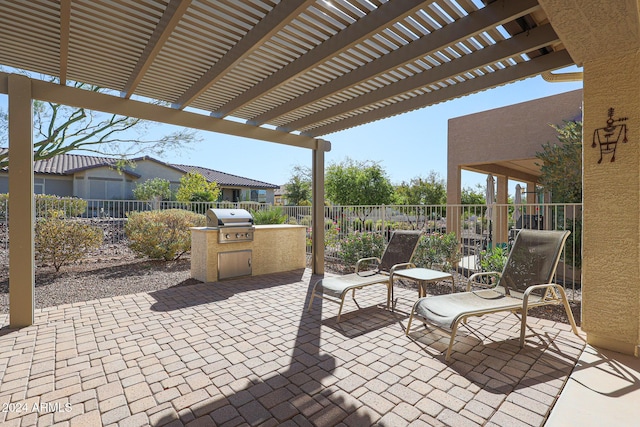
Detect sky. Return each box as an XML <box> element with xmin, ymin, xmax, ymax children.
<box><xmin>0</xmin><ymin>67</ymin><xmax>583</xmax><ymax>197</ymax></box>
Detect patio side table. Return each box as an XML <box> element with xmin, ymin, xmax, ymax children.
<box><xmin>392</xmin><ymin>268</ymin><xmax>454</xmax><ymax>298</ymax></box>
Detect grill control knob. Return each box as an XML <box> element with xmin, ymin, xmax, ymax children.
<box><xmin>225</xmin><ymin>234</ymin><xmax>230</xmax><ymax>239</ymax></box>
<box><xmin>236</xmin><ymin>233</ymin><xmax>241</xmax><ymax>238</ymax></box>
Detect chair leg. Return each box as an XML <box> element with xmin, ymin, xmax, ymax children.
<box><xmin>557</xmin><ymin>287</ymin><xmax>580</xmax><ymax>336</ymax></box>
<box><xmin>406</xmin><ymin>311</ymin><xmax>415</xmax><ymax>335</ymax></box>
<box><xmin>445</xmin><ymin>320</ymin><xmax>461</xmax><ymax>361</ymax></box>
<box><xmin>337</xmin><ymin>297</ymin><xmax>346</xmax><ymax>323</ymax></box>
<box><xmin>519</xmin><ymin>309</ymin><xmax>528</xmax><ymax>348</ymax></box>
<box><xmin>406</xmin><ymin>299</ymin><xmax>423</xmax><ymax>335</ymax></box>
<box><xmin>307</xmin><ymin>281</ymin><xmax>319</xmax><ymax>312</ymax></box>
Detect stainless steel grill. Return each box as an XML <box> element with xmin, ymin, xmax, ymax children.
<box><xmin>206</xmin><ymin>208</ymin><xmax>255</xmax><ymax>244</ymax></box>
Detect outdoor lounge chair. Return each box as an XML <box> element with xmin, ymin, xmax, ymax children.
<box><xmin>406</xmin><ymin>229</ymin><xmax>579</xmax><ymax>361</ymax></box>
<box><xmin>307</xmin><ymin>230</ymin><xmax>422</xmax><ymax>322</ymax></box>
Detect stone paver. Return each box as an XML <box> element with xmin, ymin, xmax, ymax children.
<box><xmin>0</xmin><ymin>269</ymin><xmax>586</xmax><ymax>426</ymax></box>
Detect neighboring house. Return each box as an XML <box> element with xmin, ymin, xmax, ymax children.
<box><xmin>0</xmin><ymin>151</ymin><xmax>278</xmax><ymax>203</ymax></box>
<box><xmin>273</xmin><ymin>185</ymin><xmax>287</xmax><ymax>206</ymax></box>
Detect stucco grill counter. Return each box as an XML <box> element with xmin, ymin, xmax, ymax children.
<box><xmin>191</xmin><ymin>208</ymin><xmax>306</xmax><ymax>282</ymax></box>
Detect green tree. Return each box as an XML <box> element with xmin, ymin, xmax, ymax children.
<box><xmin>461</xmin><ymin>184</ymin><xmax>486</xmax><ymax>205</ymax></box>
<box><xmin>175</xmin><ymin>172</ymin><xmax>220</xmax><ymax>203</ymax></box>
<box><xmin>325</xmin><ymin>158</ymin><xmax>394</xmax><ymax>206</ymax></box>
<box><xmin>536</xmin><ymin>120</ymin><xmax>582</xmax><ymax>203</ymax></box>
<box><xmin>0</xmin><ymin>74</ymin><xmax>200</xmax><ymax>167</ymax></box>
<box><xmin>133</xmin><ymin>178</ymin><xmax>172</xmax><ymax>201</ymax></box>
<box><xmin>393</xmin><ymin>171</ymin><xmax>446</xmax><ymax>205</ymax></box>
<box><xmin>284</xmin><ymin>165</ymin><xmax>311</xmax><ymax>205</ymax></box>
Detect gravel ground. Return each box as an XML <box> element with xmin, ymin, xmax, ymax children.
<box><xmin>0</xmin><ymin>255</ymin><xmax>581</xmax><ymax>326</ymax></box>
<box><xmin>0</xmin><ymin>256</ymin><xmax>199</xmax><ymax>314</ymax></box>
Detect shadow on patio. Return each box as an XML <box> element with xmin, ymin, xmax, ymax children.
<box><xmin>0</xmin><ymin>269</ymin><xmax>587</xmax><ymax>426</ymax></box>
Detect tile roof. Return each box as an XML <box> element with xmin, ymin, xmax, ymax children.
<box><xmin>171</xmin><ymin>164</ymin><xmax>278</xmax><ymax>189</ymax></box>
<box><xmin>1</xmin><ymin>150</ymin><xmax>277</xmax><ymax>188</ymax></box>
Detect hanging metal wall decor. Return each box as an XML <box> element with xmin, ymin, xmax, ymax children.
<box><xmin>592</xmin><ymin>108</ymin><xmax>628</xmax><ymax>163</ymax></box>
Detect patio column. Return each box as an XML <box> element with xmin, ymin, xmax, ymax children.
<box><xmin>446</xmin><ymin>165</ymin><xmax>462</xmax><ymax>243</ymax></box>
<box><xmin>8</xmin><ymin>74</ymin><xmax>35</xmax><ymax>327</ymax></box>
<box><xmin>581</xmin><ymin>52</ymin><xmax>640</xmax><ymax>356</ymax></box>
<box><xmin>539</xmin><ymin>0</ymin><xmax>640</xmax><ymax>356</ymax></box>
<box><xmin>495</xmin><ymin>175</ymin><xmax>508</xmax><ymax>245</ymax></box>
<box><xmin>312</xmin><ymin>139</ymin><xmax>330</xmax><ymax>275</ymax></box>
<box><xmin>526</xmin><ymin>182</ymin><xmax>536</xmax><ymax>211</ymax></box>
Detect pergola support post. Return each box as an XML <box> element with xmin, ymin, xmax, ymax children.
<box><xmin>8</xmin><ymin>74</ymin><xmax>35</xmax><ymax>327</ymax></box>
<box><xmin>312</xmin><ymin>139</ymin><xmax>330</xmax><ymax>275</ymax></box>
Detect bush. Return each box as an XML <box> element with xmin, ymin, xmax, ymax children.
<box><xmin>252</xmin><ymin>207</ymin><xmax>287</xmax><ymax>224</ymax></box>
<box><xmin>479</xmin><ymin>245</ymin><xmax>508</xmax><ymax>273</ymax></box>
<box><xmin>36</xmin><ymin>195</ymin><xmax>87</xmax><ymax>217</ymax></box>
<box><xmin>413</xmin><ymin>232</ymin><xmax>461</xmax><ymax>271</ymax></box>
<box><xmin>0</xmin><ymin>194</ymin><xmax>87</xmax><ymax>218</ymax></box>
<box><xmin>339</xmin><ymin>232</ymin><xmax>385</xmax><ymax>270</ymax></box>
<box><xmin>125</xmin><ymin>209</ymin><xmax>205</xmax><ymax>260</ymax></box>
<box><xmin>189</xmin><ymin>191</ymin><xmax>214</xmax><ymax>214</ymax></box>
<box><xmin>35</xmin><ymin>216</ymin><xmax>103</xmax><ymax>271</ymax></box>
<box><xmin>563</xmin><ymin>219</ymin><xmax>582</xmax><ymax>269</ymax></box>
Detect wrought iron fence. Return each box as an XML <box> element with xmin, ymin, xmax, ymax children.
<box><xmin>0</xmin><ymin>198</ymin><xmax>582</xmax><ymax>299</ymax></box>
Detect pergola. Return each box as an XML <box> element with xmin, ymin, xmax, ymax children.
<box><xmin>1</xmin><ymin>1</ymin><xmax>639</xmax><ymax>358</ymax></box>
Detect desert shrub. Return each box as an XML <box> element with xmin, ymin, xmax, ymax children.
<box><xmin>189</xmin><ymin>191</ymin><xmax>214</xmax><ymax>214</ymax></box>
<box><xmin>298</xmin><ymin>215</ymin><xmax>312</xmax><ymax>226</ymax></box>
<box><xmin>36</xmin><ymin>194</ymin><xmax>87</xmax><ymax>217</ymax></box>
<box><xmin>35</xmin><ymin>215</ymin><xmax>103</xmax><ymax>271</ymax></box>
<box><xmin>125</xmin><ymin>209</ymin><xmax>205</xmax><ymax>260</ymax></box>
<box><xmin>0</xmin><ymin>194</ymin><xmax>87</xmax><ymax>218</ymax></box>
<box><xmin>352</xmin><ymin>218</ymin><xmax>375</xmax><ymax>232</ymax></box>
<box><xmin>238</xmin><ymin>201</ymin><xmax>261</xmax><ymax>211</ymax></box>
<box><xmin>339</xmin><ymin>232</ymin><xmax>385</xmax><ymax>270</ymax></box>
<box><xmin>413</xmin><ymin>232</ymin><xmax>462</xmax><ymax>271</ymax></box>
<box><xmin>252</xmin><ymin>206</ymin><xmax>287</xmax><ymax>224</ymax></box>
<box><xmin>563</xmin><ymin>219</ymin><xmax>582</xmax><ymax>269</ymax></box>
<box><xmin>479</xmin><ymin>245</ymin><xmax>508</xmax><ymax>273</ymax></box>
<box><xmin>324</xmin><ymin>219</ymin><xmax>340</xmax><ymax>247</ymax></box>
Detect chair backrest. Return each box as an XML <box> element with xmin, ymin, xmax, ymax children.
<box><xmin>378</xmin><ymin>230</ymin><xmax>423</xmax><ymax>273</ymax></box>
<box><xmin>499</xmin><ymin>229</ymin><xmax>571</xmax><ymax>296</ymax></box>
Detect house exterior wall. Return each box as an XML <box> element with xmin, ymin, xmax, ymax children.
<box><xmin>0</xmin><ymin>174</ymin><xmax>73</xmax><ymax>196</ymax></box>
<box><xmin>446</xmin><ymin>89</ymin><xmax>583</xmax><ymax>242</ymax></box>
<box><xmin>129</xmin><ymin>159</ymin><xmax>184</xmax><ymax>187</ymax></box>
<box><xmin>447</xmin><ymin>89</ymin><xmax>583</xmax><ymax>171</ymax></box>
<box><xmin>73</xmin><ymin>167</ymin><xmax>132</xmax><ymax>199</ymax></box>
<box><xmin>0</xmin><ymin>157</ymin><xmax>276</xmax><ymax>203</ymax></box>
<box><xmin>581</xmin><ymin>52</ymin><xmax>640</xmax><ymax>356</ymax></box>
<box><xmin>538</xmin><ymin>0</ymin><xmax>640</xmax><ymax>356</ymax></box>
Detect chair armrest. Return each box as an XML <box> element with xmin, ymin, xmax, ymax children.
<box><xmin>356</xmin><ymin>257</ymin><xmax>381</xmax><ymax>273</ymax></box>
<box><xmin>467</xmin><ymin>271</ymin><xmax>502</xmax><ymax>291</ymax></box>
<box><xmin>522</xmin><ymin>283</ymin><xmax>564</xmax><ymax>307</ymax></box>
<box><xmin>389</xmin><ymin>262</ymin><xmax>416</xmax><ymax>275</ymax></box>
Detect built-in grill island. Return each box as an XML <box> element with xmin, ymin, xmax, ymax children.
<box><xmin>206</xmin><ymin>208</ymin><xmax>255</xmax><ymax>244</ymax></box>
<box><xmin>191</xmin><ymin>208</ymin><xmax>306</xmax><ymax>282</ymax></box>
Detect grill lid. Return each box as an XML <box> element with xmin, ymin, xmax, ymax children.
<box><xmin>207</xmin><ymin>208</ymin><xmax>254</xmax><ymax>228</ymax></box>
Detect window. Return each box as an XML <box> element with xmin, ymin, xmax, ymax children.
<box><xmin>249</xmin><ymin>189</ymin><xmax>267</xmax><ymax>203</ymax></box>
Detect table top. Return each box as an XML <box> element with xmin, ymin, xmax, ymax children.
<box><xmin>392</xmin><ymin>267</ymin><xmax>452</xmax><ymax>282</ymax></box>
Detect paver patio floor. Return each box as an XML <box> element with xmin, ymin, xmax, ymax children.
<box><xmin>0</xmin><ymin>269</ymin><xmax>585</xmax><ymax>426</ymax></box>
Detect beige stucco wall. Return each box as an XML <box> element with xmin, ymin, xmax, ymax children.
<box><xmin>191</xmin><ymin>224</ymin><xmax>306</xmax><ymax>282</ymax></box>
<box><xmin>73</xmin><ymin>167</ymin><xmax>131</xmax><ymax>199</ymax></box>
<box><xmin>446</xmin><ymin>89</ymin><xmax>583</xmax><ymax>241</ymax></box>
<box><xmin>447</xmin><ymin>89</ymin><xmax>583</xmax><ymax>172</ymax></box>
<box><xmin>581</xmin><ymin>52</ymin><xmax>640</xmax><ymax>355</ymax></box>
<box><xmin>538</xmin><ymin>0</ymin><xmax>640</xmax><ymax>356</ymax></box>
